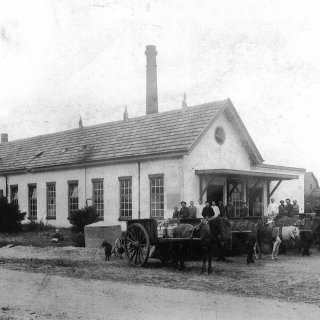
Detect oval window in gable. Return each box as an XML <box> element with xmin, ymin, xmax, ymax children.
<box><xmin>214</xmin><ymin>126</ymin><xmax>226</xmax><ymax>145</ymax></box>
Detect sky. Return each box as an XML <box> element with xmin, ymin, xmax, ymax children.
<box><xmin>1</xmin><ymin>0</ymin><xmax>320</xmax><ymax>177</ymax></box>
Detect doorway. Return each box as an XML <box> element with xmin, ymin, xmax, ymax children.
<box><xmin>207</xmin><ymin>185</ymin><xmax>223</xmax><ymax>206</ymax></box>
<box><xmin>248</xmin><ymin>187</ymin><xmax>263</xmax><ymax>216</ymax></box>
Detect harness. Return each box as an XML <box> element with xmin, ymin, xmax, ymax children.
<box><xmin>190</xmin><ymin>221</ymin><xmax>206</xmax><ymax>238</ymax></box>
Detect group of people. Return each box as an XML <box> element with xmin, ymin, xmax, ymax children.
<box><xmin>267</xmin><ymin>198</ymin><xmax>300</xmax><ymax>218</ymax></box>
<box><xmin>172</xmin><ymin>199</ymin><xmax>236</xmax><ymax>220</ymax></box>
<box><xmin>172</xmin><ymin>196</ymin><xmax>302</xmax><ymax>220</ymax></box>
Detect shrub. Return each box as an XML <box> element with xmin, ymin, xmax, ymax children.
<box><xmin>24</xmin><ymin>220</ymin><xmax>55</xmax><ymax>232</ymax></box>
<box><xmin>69</xmin><ymin>205</ymin><xmax>100</xmax><ymax>233</ymax></box>
<box><xmin>0</xmin><ymin>197</ymin><xmax>26</xmax><ymax>233</ymax></box>
<box><xmin>71</xmin><ymin>232</ymin><xmax>85</xmax><ymax>247</ymax></box>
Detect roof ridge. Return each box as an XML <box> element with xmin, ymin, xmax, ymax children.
<box><xmin>0</xmin><ymin>100</ymin><xmax>226</xmax><ymax>146</ymax></box>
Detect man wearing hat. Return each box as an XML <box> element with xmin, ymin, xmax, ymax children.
<box><xmin>278</xmin><ymin>200</ymin><xmax>288</xmax><ymax>217</ymax></box>
<box><xmin>201</xmin><ymin>201</ymin><xmax>214</xmax><ymax>219</ymax></box>
<box><xmin>179</xmin><ymin>201</ymin><xmax>190</xmax><ymax>218</ymax></box>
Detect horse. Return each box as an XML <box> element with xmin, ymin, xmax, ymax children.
<box><xmin>254</xmin><ymin>225</ymin><xmax>300</xmax><ymax>260</ymax></box>
<box><xmin>172</xmin><ymin>217</ymin><xmax>251</xmax><ymax>274</ymax></box>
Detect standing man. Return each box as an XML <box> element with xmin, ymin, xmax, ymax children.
<box><xmin>253</xmin><ymin>197</ymin><xmax>264</xmax><ymax>216</ymax></box>
<box><xmin>188</xmin><ymin>201</ymin><xmax>197</xmax><ymax>219</ymax></box>
<box><xmin>225</xmin><ymin>200</ymin><xmax>235</xmax><ymax>219</ymax></box>
<box><xmin>179</xmin><ymin>201</ymin><xmax>190</xmax><ymax>219</ymax></box>
<box><xmin>285</xmin><ymin>199</ymin><xmax>294</xmax><ymax>218</ymax></box>
<box><xmin>240</xmin><ymin>201</ymin><xmax>249</xmax><ymax>217</ymax></box>
<box><xmin>278</xmin><ymin>200</ymin><xmax>288</xmax><ymax>217</ymax></box>
<box><xmin>292</xmin><ymin>200</ymin><xmax>300</xmax><ymax>216</ymax></box>
<box><xmin>218</xmin><ymin>201</ymin><xmax>225</xmax><ymax>217</ymax></box>
<box><xmin>196</xmin><ymin>199</ymin><xmax>205</xmax><ymax>218</ymax></box>
<box><xmin>211</xmin><ymin>201</ymin><xmax>220</xmax><ymax>218</ymax></box>
<box><xmin>202</xmin><ymin>201</ymin><xmax>214</xmax><ymax>219</ymax></box>
<box><xmin>268</xmin><ymin>198</ymin><xmax>278</xmax><ymax>217</ymax></box>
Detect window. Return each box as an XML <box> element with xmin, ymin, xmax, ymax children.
<box><xmin>149</xmin><ymin>174</ymin><xmax>164</xmax><ymax>218</ymax></box>
<box><xmin>119</xmin><ymin>177</ymin><xmax>132</xmax><ymax>218</ymax></box>
<box><xmin>228</xmin><ymin>179</ymin><xmax>244</xmax><ymax>216</ymax></box>
<box><xmin>10</xmin><ymin>186</ymin><xmax>18</xmax><ymax>206</ymax></box>
<box><xmin>28</xmin><ymin>185</ymin><xmax>37</xmax><ymax>219</ymax></box>
<box><xmin>310</xmin><ymin>184</ymin><xmax>313</xmax><ymax>190</ymax></box>
<box><xmin>68</xmin><ymin>182</ymin><xmax>79</xmax><ymax>217</ymax></box>
<box><xmin>47</xmin><ymin>183</ymin><xmax>56</xmax><ymax>218</ymax></box>
<box><xmin>92</xmin><ymin>179</ymin><xmax>104</xmax><ymax>219</ymax></box>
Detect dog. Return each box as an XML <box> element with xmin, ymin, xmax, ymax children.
<box><xmin>101</xmin><ymin>240</ymin><xmax>113</xmax><ymax>261</ymax></box>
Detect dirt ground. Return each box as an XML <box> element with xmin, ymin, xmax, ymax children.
<box><xmin>1</xmin><ymin>245</ymin><xmax>320</xmax><ymax>319</ymax></box>
<box><xmin>1</xmin><ymin>268</ymin><xmax>320</xmax><ymax>320</ymax></box>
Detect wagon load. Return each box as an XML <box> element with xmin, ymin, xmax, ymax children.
<box><xmin>275</xmin><ymin>216</ymin><xmax>301</xmax><ymax>227</ymax></box>
<box><xmin>230</xmin><ymin>220</ymin><xmax>257</xmax><ymax>232</ymax></box>
<box><xmin>156</xmin><ymin>220</ymin><xmax>179</xmax><ymax>238</ymax></box>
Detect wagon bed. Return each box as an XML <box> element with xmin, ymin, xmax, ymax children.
<box><xmin>124</xmin><ymin>219</ymin><xmax>203</xmax><ymax>267</ymax></box>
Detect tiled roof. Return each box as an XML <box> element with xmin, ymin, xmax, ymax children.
<box><xmin>0</xmin><ymin>101</ymin><xmax>226</xmax><ymax>173</ymax></box>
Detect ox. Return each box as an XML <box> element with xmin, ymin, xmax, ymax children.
<box><xmin>254</xmin><ymin>225</ymin><xmax>300</xmax><ymax>260</ymax></box>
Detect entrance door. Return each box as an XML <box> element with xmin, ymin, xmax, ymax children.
<box><xmin>207</xmin><ymin>185</ymin><xmax>223</xmax><ymax>206</ymax></box>
<box><xmin>248</xmin><ymin>187</ymin><xmax>263</xmax><ymax>216</ymax></box>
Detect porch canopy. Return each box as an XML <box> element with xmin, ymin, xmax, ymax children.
<box><xmin>195</xmin><ymin>168</ymin><xmax>299</xmax><ymax>200</ymax></box>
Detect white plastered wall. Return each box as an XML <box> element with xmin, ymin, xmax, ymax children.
<box><xmin>139</xmin><ymin>158</ymin><xmax>182</xmax><ymax>219</ymax></box>
<box><xmin>183</xmin><ymin>112</ymin><xmax>252</xmax><ymax>204</ymax></box>
<box><xmin>1</xmin><ymin>158</ymin><xmax>183</xmax><ymax>229</ymax></box>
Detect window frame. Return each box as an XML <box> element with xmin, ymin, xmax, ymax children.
<box><xmin>46</xmin><ymin>182</ymin><xmax>56</xmax><ymax>220</ymax></box>
<box><xmin>92</xmin><ymin>178</ymin><xmax>104</xmax><ymax>220</ymax></box>
<box><xmin>149</xmin><ymin>174</ymin><xmax>164</xmax><ymax>219</ymax></box>
<box><xmin>10</xmin><ymin>185</ymin><xmax>18</xmax><ymax>206</ymax></box>
<box><xmin>68</xmin><ymin>180</ymin><xmax>79</xmax><ymax>219</ymax></box>
<box><xmin>228</xmin><ymin>179</ymin><xmax>245</xmax><ymax>217</ymax></box>
<box><xmin>119</xmin><ymin>176</ymin><xmax>132</xmax><ymax>220</ymax></box>
<box><xmin>28</xmin><ymin>184</ymin><xmax>37</xmax><ymax>220</ymax></box>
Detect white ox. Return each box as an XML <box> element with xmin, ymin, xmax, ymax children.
<box><xmin>254</xmin><ymin>226</ymin><xmax>300</xmax><ymax>260</ymax></box>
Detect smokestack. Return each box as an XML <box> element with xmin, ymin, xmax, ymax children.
<box><xmin>145</xmin><ymin>45</ymin><xmax>158</xmax><ymax>115</ymax></box>
<box><xmin>1</xmin><ymin>133</ymin><xmax>8</xmax><ymax>143</ymax></box>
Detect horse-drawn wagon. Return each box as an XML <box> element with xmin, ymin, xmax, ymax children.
<box><xmin>123</xmin><ymin>217</ymin><xmax>257</xmax><ymax>267</ymax></box>
<box><xmin>123</xmin><ymin>218</ymin><xmax>203</xmax><ymax>267</ymax></box>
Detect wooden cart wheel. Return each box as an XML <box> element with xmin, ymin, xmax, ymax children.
<box><xmin>124</xmin><ymin>223</ymin><xmax>150</xmax><ymax>267</ymax></box>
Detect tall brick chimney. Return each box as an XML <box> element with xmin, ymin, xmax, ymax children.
<box><xmin>1</xmin><ymin>133</ymin><xmax>8</xmax><ymax>143</ymax></box>
<box><xmin>145</xmin><ymin>45</ymin><xmax>158</xmax><ymax>115</ymax></box>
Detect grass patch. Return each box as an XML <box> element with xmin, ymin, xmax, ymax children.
<box><xmin>0</xmin><ymin>228</ymin><xmax>74</xmax><ymax>248</ymax></box>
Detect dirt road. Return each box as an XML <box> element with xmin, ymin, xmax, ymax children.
<box><xmin>1</xmin><ymin>268</ymin><xmax>320</xmax><ymax>320</ymax></box>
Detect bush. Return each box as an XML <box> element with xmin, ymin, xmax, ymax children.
<box><xmin>0</xmin><ymin>197</ymin><xmax>26</xmax><ymax>233</ymax></box>
<box><xmin>69</xmin><ymin>205</ymin><xmax>100</xmax><ymax>233</ymax></box>
<box><xmin>24</xmin><ymin>220</ymin><xmax>55</xmax><ymax>232</ymax></box>
<box><xmin>71</xmin><ymin>232</ymin><xmax>85</xmax><ymax>247</ymax></box>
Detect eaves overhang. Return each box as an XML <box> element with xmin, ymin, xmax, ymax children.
<box><xmin>195</xmin><ymin>169</ymin><xmax>299</xmax><ymax>181</ymax></box>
